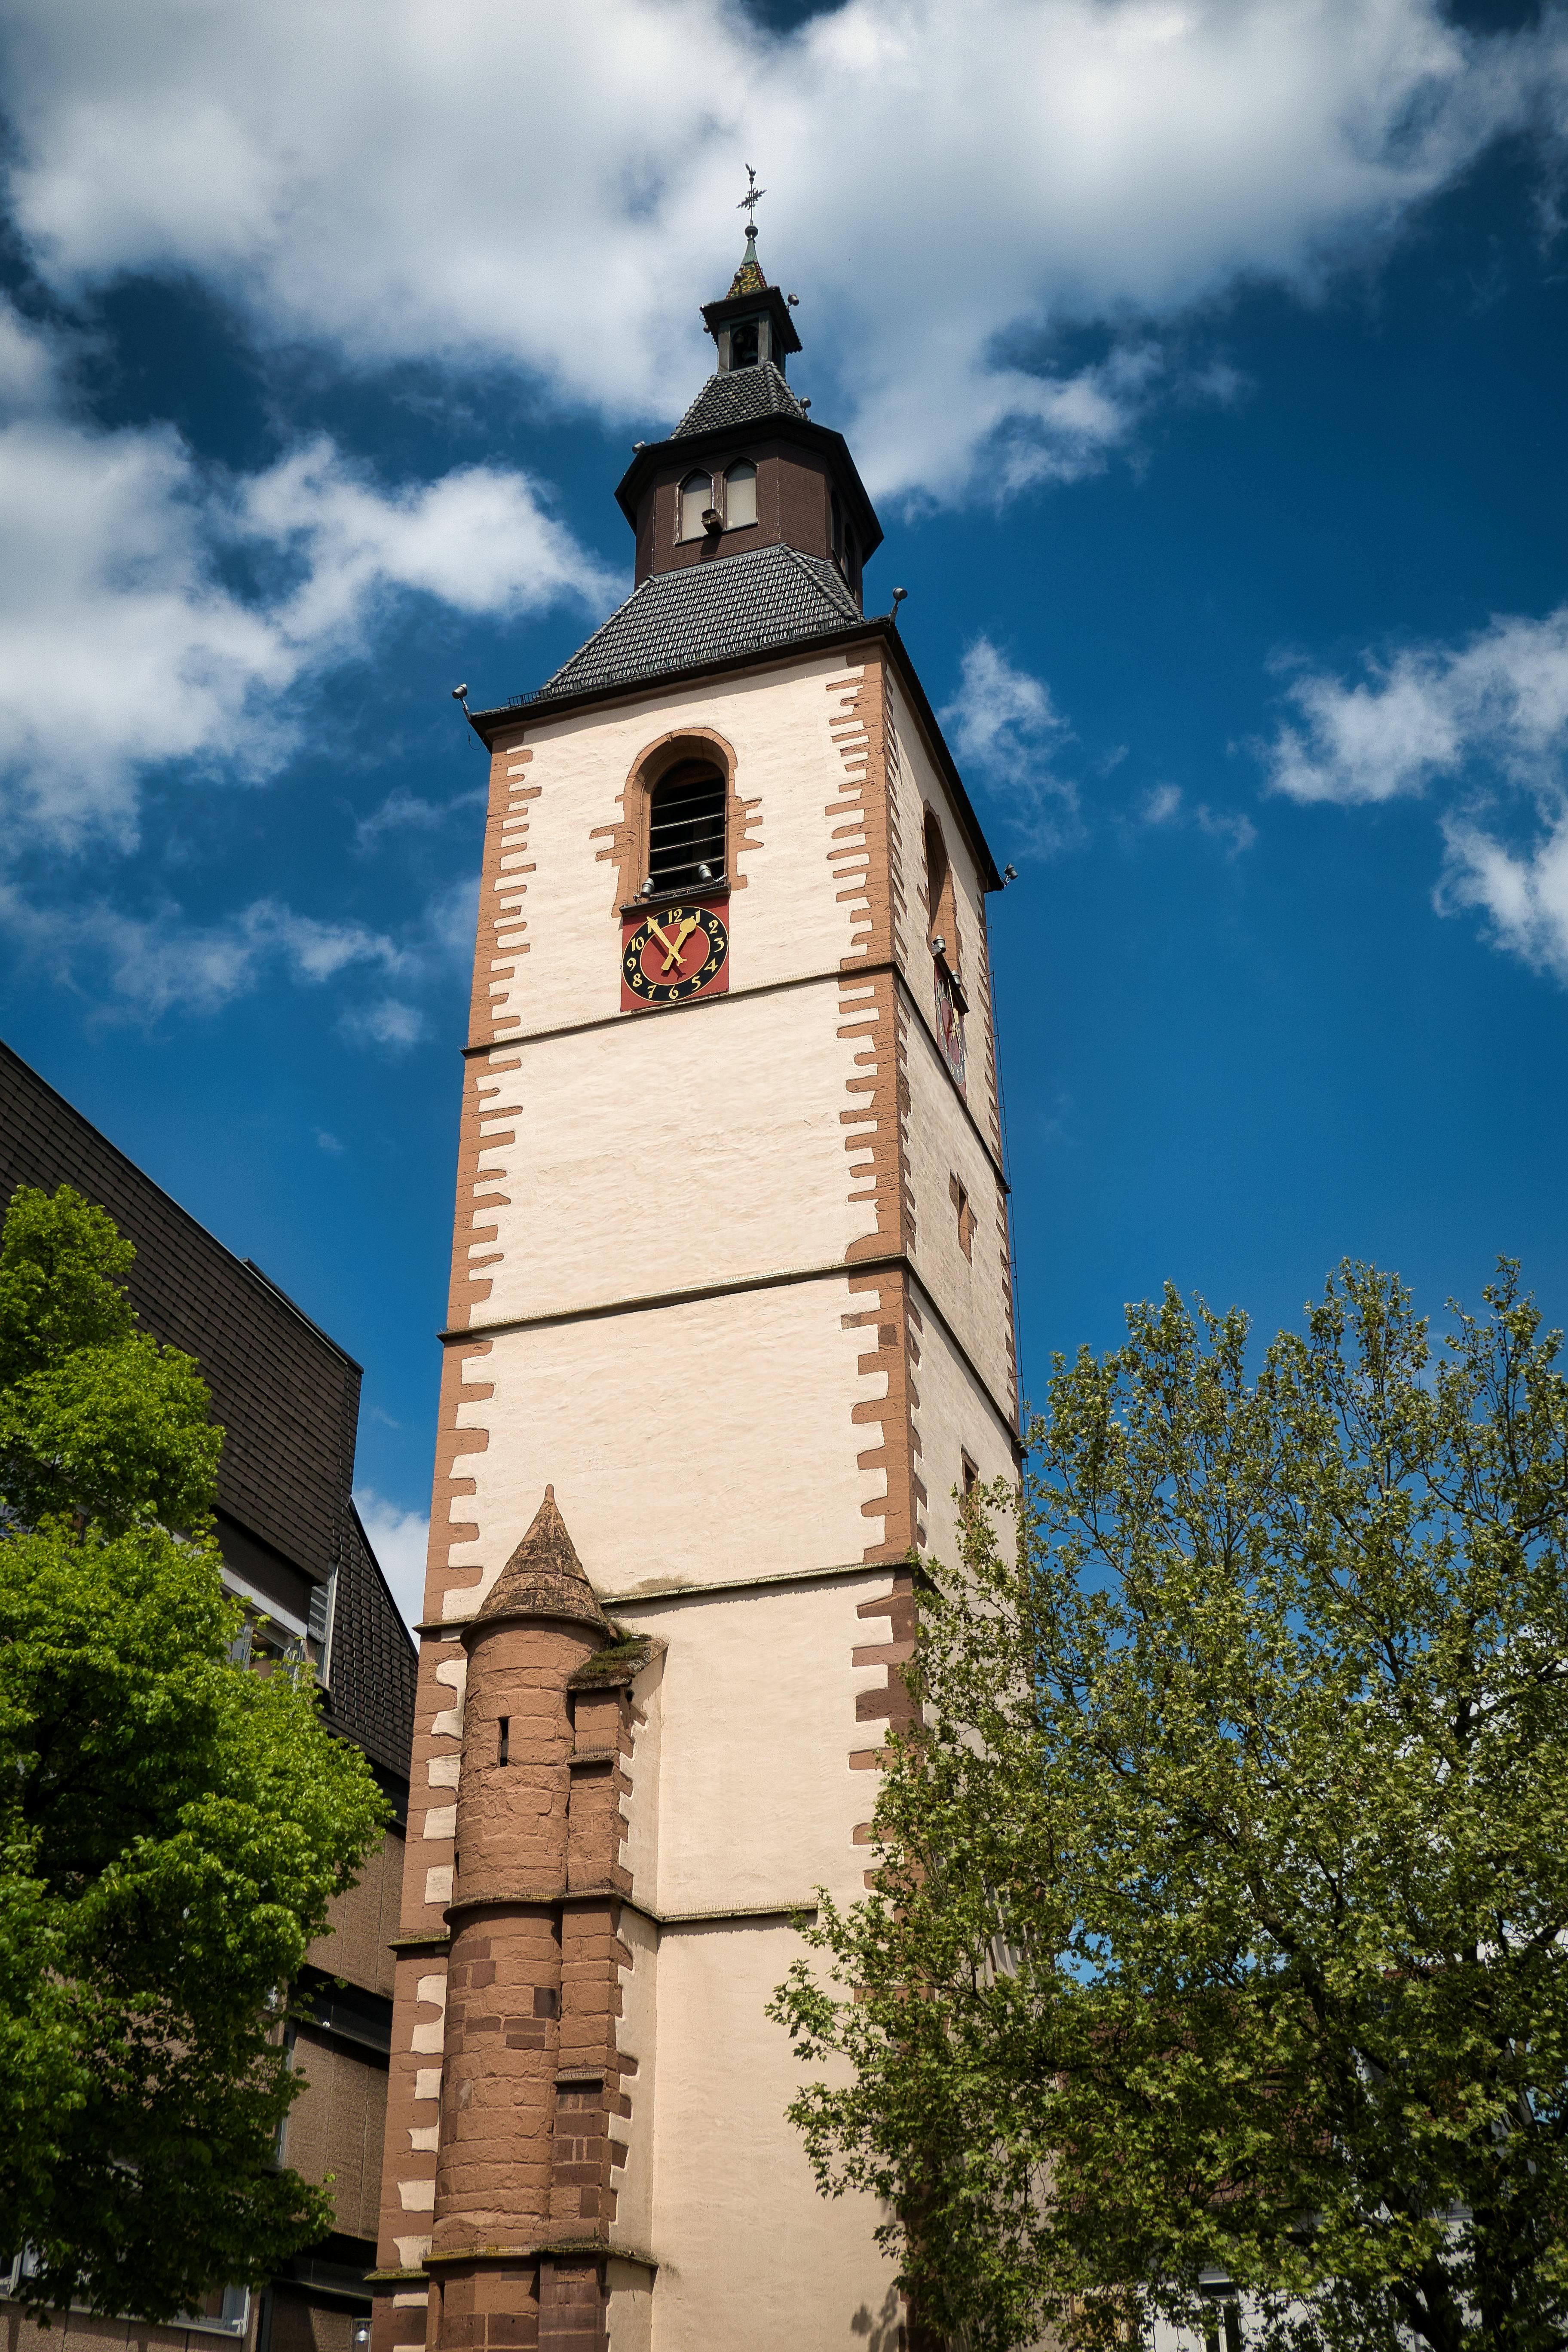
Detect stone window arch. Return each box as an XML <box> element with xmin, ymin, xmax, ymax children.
<box><xmin>605</xmin><ymin>727</ymin><xmax>748</xmax><ymax>912</ymax></box>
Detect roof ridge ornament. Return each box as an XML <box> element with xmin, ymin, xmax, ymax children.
<box><xmin>729</xmin><ymin>164</ymin><xmax>768</xmax><ymax>296</ymax></box>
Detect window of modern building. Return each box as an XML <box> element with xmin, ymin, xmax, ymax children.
<box><xmin>648</xmin><ymin>760</ymin><xmax>727</xmax><ymax>890</ymax></box>
<box><xmin>678</xmin><ymin>471</ymin><xmax>713</xmax><ymax>541</ymax></box>
<box><xmin>724</xmin><ymin>461</ymin><xmax>757</xmax><ymax>529</ymax></box>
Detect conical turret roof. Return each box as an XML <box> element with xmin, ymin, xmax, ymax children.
<box><xmin>729</xmin><ymin>227</ymin><xmax>766</xmax><ymax>297</ymax></box>
<box><xmin>470</xmin><ymin>1486</ymin><xmax>610</xmax><ymax>1637</ymax></box>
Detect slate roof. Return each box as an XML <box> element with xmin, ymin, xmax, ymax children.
<box><xmin>327</xmin><ymin>1505</ymin><xmax>420</xmax><ymax>1782</ymax></box>
<box><xmin>529</xmin><ymin>540</ymin><xmax>863</xmax><ymax>705</ymax></box>
<box><xmin>672</xmin><ymin>361</ymin><xmax>806</xmax><ymax>440</ymax></box>
<box><xmin>0</xmin><ymin>1038</ymin><xmax>415</xmax><ymax>1783</ymax></box>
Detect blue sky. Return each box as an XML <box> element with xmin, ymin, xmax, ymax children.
<box><xmin>0</xmin><ymin>0</ymin><xmax>1563</xmax><ymax>1617</ymax></box>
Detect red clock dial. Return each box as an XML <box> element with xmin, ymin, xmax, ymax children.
<box><xmin>621</xmin><ymin>903</ymin><xmax>729</xmax><ymax>1008</ymax></box>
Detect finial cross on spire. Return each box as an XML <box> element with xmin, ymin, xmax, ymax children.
<box><xmin>738</xmin><ymin>164</ymin><xmax>766</xmax><ymax>227</ymax></box>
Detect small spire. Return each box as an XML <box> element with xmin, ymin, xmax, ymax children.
<box><xmin>471</xmin><ymin>1485</ymin><xmax>609</xmax><ymax>1637</ymax></box>
<box><xmin>729</xmin><ymin>230</ymin><xmax>766</xmax><ymax>297</ymax></box>
<box><xmin>730</xmin><ymin>163</ymin><xmax>768</xmax><ymax>295</ymax></box>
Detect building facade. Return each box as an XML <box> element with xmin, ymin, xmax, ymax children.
<box><xmin>0</xmin><ymin>1038</ymin><xmax>418</xmax><ymax>2352</ymax></box>
<box><xmin>373</xmin><ymin>229</ymin><xmax>1019</xmax><ymax>2352</ymax></box>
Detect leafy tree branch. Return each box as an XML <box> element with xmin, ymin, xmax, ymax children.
<box><xmin>772</xmin><ymin>1261</ymin><xmax>1568</xmax><ymax>2352</ymax></box>
<box><xmin>0</xmin><ymin>1185</ymin><xmax>388</xmax><ymax>2322</ymax></box>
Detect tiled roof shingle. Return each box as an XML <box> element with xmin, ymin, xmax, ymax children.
<box><xmin>326</xmin><ymin>1506</ymin><xmax>419</xmax><ymax>1779</ymax></box>
<box><xmin>672</xmin><ymin>361</ymin><xmax>806</xmax><ymax>440</ymax></box>
<box><xmin>529</xmin><ymin>542</ymin><xmax>862</xmax><ymax>705</ymax></box>
<box><xmin>0</xmin><ymin>1042</ymin><xmax>357</xmax><ymax>1586</ymax></box>
<box><xmin>0</xmin><ymin>1039</ymin><xmax>416</xmax><ymax>1782</ymax></box>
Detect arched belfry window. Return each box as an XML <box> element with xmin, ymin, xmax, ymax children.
<box><xmin>730</xmin><ymin>317</ymin><xmax>761</xmax><ymax>369</ymax></box>
<box><xmin>724</xmin><ymin>461</ymin><xmax>757</xmax><ymax>529</ymax></box>
<box><xmin>648</xmin><ymin>760</ymin><xmax>726</xmax><ymax>891</ymax></box>
<box><xmin>678</xmin><ymin>472</ymin><xmax>713</xmax><ymax>542</ymax></box>
<box><xmin>925</xmin><ymin>809</ymin><xmax>956</xmax><ymax>958</ymax></box>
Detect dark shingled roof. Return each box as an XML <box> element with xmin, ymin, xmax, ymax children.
<box><xmin>672</xmin><ymin>361</ymin><xmax>806</xmax><ymax>439</ymax></box>
<box><xmin>470</xmin><ymin>1486</ymin><xmax>609</xmax><ymax>1638</ymax></box>
<box><xmin>328</xmin><ymin>1506</ymin><xmax>420</xmax><ymax>1779</ymax></box>
<box><xmin>0</xmin><ymin>1038</ymin><xmax>356</xmax><ymax>1586</ymax></box>
<box><xmin>530</xmin><ymin>541</ymin><xmax>862</xmax><ymax>705</ymax></box>
<box><xmin>0</xmin><ymin>1037</ymin><xmax>415</xmax><ymax>1784</ymax></box>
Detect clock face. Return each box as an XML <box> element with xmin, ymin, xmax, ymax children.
<box><xmin>621</xmin><ymin>903</ymin><xmax>730</xmax><ymax>1007</ymax></box>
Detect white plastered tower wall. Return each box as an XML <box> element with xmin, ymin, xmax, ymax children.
<box><xmin>372</xmin><ymin>643</ymin><xmax>1020</xmax><ymax>2341</ymax></box>
<box><xmin>374</xmin><ymin>635</ymin><xmax>1025</xmax><ymax>2352</ymax></box>
<box><xmin>373</xmin><ymin>635</ymin><xmax>1021</xmax><ymax>2352</ymax></box>
<box><xmin>445</xmin><ymin>654</ymin><xmax>1014</xmax><ymax>1587</ymax></box>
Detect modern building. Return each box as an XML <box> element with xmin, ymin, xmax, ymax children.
<box><xmin>372</xmin><ymin>218</ymin><xmax>1019</xmax><ymax>2352</ymax></box>
<box><xmin>0</xmin><ymin>1037</ymin><xmax>418</xmax><ymax>2352</ymax></box>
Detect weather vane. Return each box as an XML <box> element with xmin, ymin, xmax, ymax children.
<box><xmin>738</xmin><ymin>165</ymin><xmax>766</xmax><ymax>227</ymax></box>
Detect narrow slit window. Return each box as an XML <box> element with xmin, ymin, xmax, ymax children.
<box><xmin>724</xmin><ymin>461</ymin><xmax>757</xmax><ymax>529</ymax></box>
<box><xmin>648</xmin><ymin>760</ymin><xmax>726</xmax><ymax>891</ymax></box>
<box><xmin>678</xmin><ymin>472</ymin><xmax>713</xmax><ymax>542</ymax></box>
<box><xmin>497</xmin><ymin>1716</ymin><xmax>510</xmax><ymax>1766</ymax></box>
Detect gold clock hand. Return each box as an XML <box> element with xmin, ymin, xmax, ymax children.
<box><xmin>660</xmin><ymin>915</ymin><xmax>698</xmax><ymax>972</ymax></box>
<box><xmin>645</xmin><ymin>916</ymin><xmax>678</xmax><ymax>960</ymax></box>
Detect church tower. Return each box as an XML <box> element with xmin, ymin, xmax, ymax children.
<box><xmin>372</xmin><ymin>211</ymin><xmax>1020</xmax><ymax>2352</ymax></box>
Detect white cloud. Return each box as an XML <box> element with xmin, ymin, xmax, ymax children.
<box><xmin>422</xmin><ymin>872</ymin><xmax>482</xmax><ymax>971</ymax></box>
<box><xmin>0</xmin><ymin>884</ymin><xmax>403</xmax><ymax>1016</ymax></box>
<box><xmin>0</xmin><ymin>300</ymin><xmax>58</xmax><ymax>410</ymax></box>
<box><xmin>1195</xmin><ymin>803</ymin><xmax>1258</xmax><ymax>857</ymax></box>
<box><xmin>1263</xmin><ymin>603</ymin><xmax>1568</xmax><ymax>977</ymax></box>
<box><xmin>356</xmin><ymin>785</ymin><xmax>487</xmax><ymax>847</ymax></box>
<box><xmin>0</xmin><ymin>304</ymin><xmax>610</xmax><ymax>847</ymax></box>
<box><xmin>3</xmin><ymin>0</ymin><xmax>1562</xmax><ymax>501</ymax></box>
<box><xmin>354</xmin><ymin>1485</ymin><xmax>429</xmax><ymax>1631</ymax></box>
<box><xmin>1136</xmin><ymin>782</ymin><xmax>1256</xmax><ymax>854</ymax></box>
<box><xmin>1439</xmin><ymin>809</ymin><xmax>1568</xmax><ymax>982</ymax></box>
<box><xmin>939</xmin><ymin>637</ymin><xmax>1080</xmax><ymax>854</ymax></box>
<box><xmin>1266</xmin><ymin>608</ymin><xmax>1568</xmax><ymax>806</ymax></box>
<box><xmin>339</xmin><ymin>997</ymin><xmax>426</xmax><ymax>1050</ymax></box>
<box><xmin>241</xmin><ymin>438</ymin><xmax>610</xmax><ymax>641</ymax></box>
<box><xmin>0</xmin><ymin>872</ymin><xmax>484</xmax><ymax>1034</ymax></box>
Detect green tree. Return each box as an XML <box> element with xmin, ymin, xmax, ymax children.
<box><xmin>772</xmin><ymin>1263</ymin><xmax>1568</xmax><ymax>2352</ymax></box>
<box><xmin>0</xmin><ymin>1185</ymin><xmax>389</xmax><ymax>2321</ymax></box>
